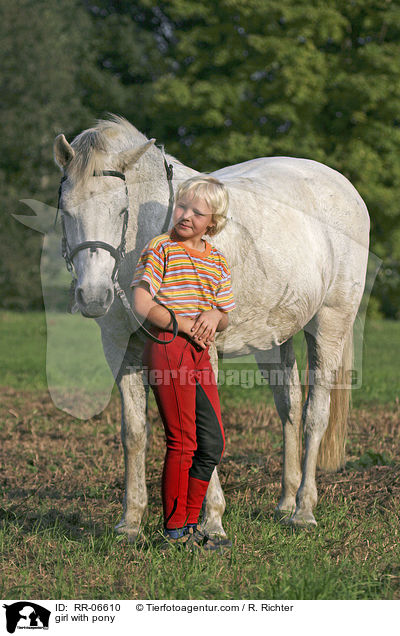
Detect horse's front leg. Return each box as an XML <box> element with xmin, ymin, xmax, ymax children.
<box><xmin>201</xmin><ymin>468</ymin><xmax>227</xmax><ymax>536</ymax></box>
<box><xmin>115</xmin><ymin>364</ymin><xmax>148</xmax><ymax>542</ymax></box>
<box><xmin>200</xmin><ymin>343</ymin><xmax>227</xmax><ymax>537</ymax></box>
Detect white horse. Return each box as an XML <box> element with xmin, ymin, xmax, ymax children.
<box><xmin>53</xmin><ymin>115</ymin><xmax>369</xmax><ymax>539</ymax></box>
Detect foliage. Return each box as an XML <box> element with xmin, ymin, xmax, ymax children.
<box><xmin>139</xmin><ymin>0</ymin><xmax>400</xmax><ymax>316</ymax></box>
<box><xmin>1</xmin><ymin>0</ymin><xmax>400</xmax><ymax>315</ymax></box>
<box><xmin>0</xmin><ymin>0</ymin><xmax>156</xmax><ymax>309</ymax></box>
<box><xmin>0</xmin><ymin>0</ymin><xmax>93</xmax><ymax>308</ymax></box>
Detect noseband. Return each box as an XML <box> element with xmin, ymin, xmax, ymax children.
<box><xmin>56</xmin><ymin>165</ymin><xmax>178</xmax><ymax>344</ymax></box>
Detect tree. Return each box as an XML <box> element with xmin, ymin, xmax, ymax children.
<box><xmin>139</xmin><ymin>0</ymin><xmax>400</xmax><ymax>317</ymax></box>
<box><xmin>0</xmin><ymin>0</ymin><xmax>161</xmax><ymax>309</ymax></box>
<box><xmin>0</xmin><ymin>0</ymin><xmax>93</xmax><ymax>308</ymax></box>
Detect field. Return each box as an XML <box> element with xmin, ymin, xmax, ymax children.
<box><xmin>1</xmin><ymin>312</ymin><xmax>399</xmax><ymax>599</ymax></box>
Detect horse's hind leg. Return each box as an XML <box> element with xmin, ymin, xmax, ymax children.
<box><xmin>255</xmin><ymin>339</ymin><xmax>302</xmax><ymax>520</ymax></box>
<box><xmin>290</xmin><ymin>307</ymin><xmax>351</xmax><ymax>528</ymax></box>
<box><xmin>201</xmin><ymin>344</ymin><xmax>227</xmax><ymax>537</ymax></box>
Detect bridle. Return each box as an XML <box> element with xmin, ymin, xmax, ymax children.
<box><xmin>56</xmin><ymin>161</ymin><xmax>178</xmax><ymax>344</ymax></box>
<box><xmin>58</xmin><ymin>170</ymin><xmax>129</xmax><ymax>281</ymax></box>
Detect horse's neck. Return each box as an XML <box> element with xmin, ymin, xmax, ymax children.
<box><xmin>125</xmin><ymin>147</ymin><xmax>194</xmax><ymax>231</ymax></box>
<box><xmin>126</xmin><ymin>146</ymin><xmax>164</xmax><ymax>188</ymax></box>
<box><xmin>124</xmin><ymin>148</ymin><xmax>174</xmax><ymax>253</ymax></box>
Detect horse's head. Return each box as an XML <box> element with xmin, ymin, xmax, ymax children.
<box><xmin>54</xmin><ymin>119</ymin><xmax>155</xmax><ymax>318</ymax></box>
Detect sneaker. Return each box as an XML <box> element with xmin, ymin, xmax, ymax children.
<box><xmin>185</xmin><ymin>527</ymin><xmax>232</xmax><ymax>553</ymax></box>
<box><xmin>160</xmin><ymin>533</ymin><xmax>189</xmax><ymax>551</ymax></box>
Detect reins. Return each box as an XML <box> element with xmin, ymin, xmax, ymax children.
<box><xmin>56</xmin><ymin>158</ymin><xmax>178</xmax><ymax>345</ymax></box>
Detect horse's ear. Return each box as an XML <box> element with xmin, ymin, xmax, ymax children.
<box><xmin>117</xmin><ymin>138</ymin><xmax>156</xmax><ymax>172</ymax></box>
<box><xmin>54</xmin><ymin>134</ymin><xmax>75</xmax><ymax>169</ymax></box>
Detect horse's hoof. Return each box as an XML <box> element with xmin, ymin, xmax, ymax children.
<box><xmin>199</xmin><ymin>520</ymin><xmax>227</xmax><ymax>538</ymax></box>
<box><xmin>114</xmin><ymin>520</ymin><xmax>140</xmax><ymax>543</ymax></box>
<box><xmin>288</xmin><ymin>511</ymin><xmax>317</xmax><ymax>529</ymax></box>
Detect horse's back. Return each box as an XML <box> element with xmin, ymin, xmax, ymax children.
<box><xmin>209</xmin><ymin>155</ymin><xmax>370</xmax><ymax>352</ymax></box>
<box><xmin>212</xmin><ymin>156</ymin><xmax>370</xmax><ymax>247</ymax></box>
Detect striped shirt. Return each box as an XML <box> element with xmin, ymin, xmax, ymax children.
<box><xmin>130</xmin><ymin>233</ymin><xmax>235</xmax><ymax>317</ymax></box>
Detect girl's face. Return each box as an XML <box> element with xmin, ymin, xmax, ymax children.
<box><xmin>172</xmin><ymin>194</ymin><xmax>215</xmax><ymax>242</ymax></box>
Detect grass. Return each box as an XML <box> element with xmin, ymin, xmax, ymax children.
<box><xmin>0</xmin><ymin>310</ymin><xmax>113</xmax><ymax>392</ymax></box>
<box><xmin>1</xmin><ymin>311</ymin><xmax>399</xmax><ymax>599</ymax></box>
<box><xmin>2</xmin><ymin>495</ymin><xmax>398</xmax><ymax>599</ymax></box>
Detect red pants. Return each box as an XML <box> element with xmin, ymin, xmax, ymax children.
<box><xmin>143</xmin><ymin>331</ymin><xmax>225</xmax><ymax>529</ymax></box>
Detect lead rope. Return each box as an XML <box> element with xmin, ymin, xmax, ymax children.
<box><xmin>161</xmin><ymin>150</ymin><xmax>174</xmax><ymax>233</ymax></box>
<box><xmin>113</xmin><ymin>155</ymin><xmax>178</xmax><ymax>344</ymax></box>
<box><xmin>113</xmin><ymin>280</ymin><xmax>178</xmax><ymax>343</ymax></box>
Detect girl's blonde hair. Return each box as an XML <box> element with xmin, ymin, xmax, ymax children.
<box><xmin>175</xmin><ymin>176</ymin><xmax>229</xmax><ymax>237</ymax></box>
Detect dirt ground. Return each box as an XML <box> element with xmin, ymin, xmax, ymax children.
<box><xmin>1</xmin><ymin>386</ymin><xmax>399</xmax><ymax>527</ymax></box>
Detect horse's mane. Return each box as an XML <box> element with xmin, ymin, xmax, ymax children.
<box><xmin>67</xmin><ymin>114</ymin><xmax>149</xmax><ymax>184</ymax></box>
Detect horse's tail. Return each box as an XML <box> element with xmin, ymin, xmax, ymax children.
<box><xmin>317</xmin><ymin>326</ymin><xmax>353</xmax><ymax>471</ymax></box>
<box><xmin>302</xmin><ymin>326</ymin><xmax>353</xmax><ymax>471</ymax></box>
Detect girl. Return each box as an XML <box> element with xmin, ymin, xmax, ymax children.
<box><xmin>130</xmin><ymin>176</ymin><xmax>235</xmax><ymax>551</ymax></box>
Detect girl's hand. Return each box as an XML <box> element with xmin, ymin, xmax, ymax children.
<box><xmin>190</xmin><ymin>309</ymin><xmax>222</xmax><ymax>346</ymax></box>
<box><xmin>177</xmin><ymin>316</ymin><xmax>206</xmax><ymax>349</ymax></box>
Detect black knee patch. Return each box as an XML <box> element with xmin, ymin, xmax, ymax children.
<box><xmin>189</xmin><ymin>380</ymin><xmax>224</xmax><ymax>482</ymax></box>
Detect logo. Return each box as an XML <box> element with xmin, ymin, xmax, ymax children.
<box><xmin>3</xmin><ymin>603</ymin><xmax>50</xmax><ymax>633</ymax></box>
